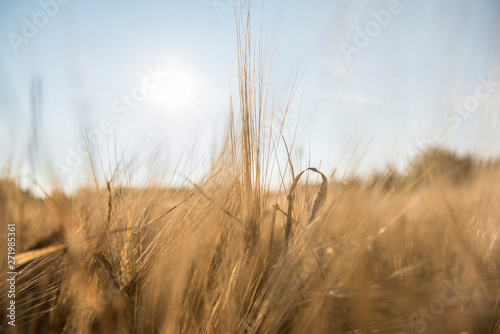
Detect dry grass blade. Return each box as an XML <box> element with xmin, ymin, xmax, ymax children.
<box><xmin>15</xmin><ymin>244</ymin><xmax>68</xmax><ymax>268</ymax></box>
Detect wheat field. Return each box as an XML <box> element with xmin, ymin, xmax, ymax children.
<box><xmin>2</xmin><ymin>7</ymin><xmax>500</xmax><ymax>334</ymax></box>
<box><xmin>2</xmin><ymin>144</ymin><xmax>500</xmax><ymax>333</ymax></box>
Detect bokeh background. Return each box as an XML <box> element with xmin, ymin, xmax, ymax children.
<box><xmin>1</xmin><ymin>0</ymin><xmax>499</xmax><ymax>193</ymax></box>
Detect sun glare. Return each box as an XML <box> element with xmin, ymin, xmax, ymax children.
<box><xmin>148</xmin><ymin>66</ymin><xmax>197</xmax><ymax>113</ymax></box>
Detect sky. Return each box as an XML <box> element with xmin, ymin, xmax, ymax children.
<box><xmin>0</xmin><ymin>0</ymin><xmax>499</xmax><ymax>193</ymax></box>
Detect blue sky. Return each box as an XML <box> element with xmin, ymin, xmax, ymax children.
<box><xmin>0</xmin><ymin>0</ymin><xmax>499</xmax><ymax>192</ymax></box>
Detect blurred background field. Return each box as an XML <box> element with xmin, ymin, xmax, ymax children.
<box><xmin>0</xmin><ymin>0</ymin><xmax>499</xmax><ymax>193</ymax></box>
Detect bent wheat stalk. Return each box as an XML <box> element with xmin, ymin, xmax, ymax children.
<box><xmin>284</xmin><ymin>167</ymin><xmax>328</xmax><ymax>254</ymax></box>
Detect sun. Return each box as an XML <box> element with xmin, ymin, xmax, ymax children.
<box><xmin>148</xmin><ymin>66</ymin><xmax>198</xmax><ymax>113</ymax></box>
